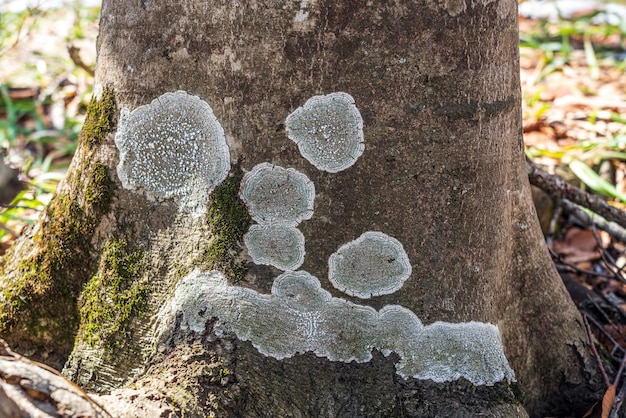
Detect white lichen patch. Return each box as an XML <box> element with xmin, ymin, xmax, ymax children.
<box><xmin>115</xmin><ymin>90</ymin><xmax>230</xmax><ymax>216</ymax></box>
<box><xmin>292</xmin><ymin>0</ymin><xmax>319</xmax><ymax>32</ymax></box>
<box><xmin>239</xmin><ymin>163</ymin><xmax>315</xmax><ymax>226</ymax></box>
<box><xmin>170</xmin><ymin>269</ymin><xmax>515</xmax><ymax>386</ymax></box>
<box><xmin>328</xmin><ymin>231</ymin><xmax>412</xmax><ymax>298</ymax></box>
<box><xmin>286</xmin><ymin>92</ymin><xmax>365</xmax><ymax>173</ymax></box>
<box><xmin>244</xmin><ymin>224</ymin><xmax>305</xmax><ymax>271</ymax></box>
<box><xmin>395</xmin><ymin>321</ymin><xmax>516</xmax><ymax>386</ymax></box>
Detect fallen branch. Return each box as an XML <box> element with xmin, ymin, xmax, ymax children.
<box><xmin>583</xmin><ymin>314</ymin><xmax>619</xmax><ymax>418</ymax></box>
<box><xmin>561</xmin><ymin>200</ymin><xmax>626</xmax><ymax>244</ymax></box>
<box><xmin>0</xmin><ymin>340</ymin><xmax>112</xmax><ymax>418</ymax></box>
<box><xmin>526</xmin><ymin>158</ymin><xmax>626</xmax><ymax>229</ymax></box>
<box><xmin>68</xmin><ymin>44</ymin><xmax>95</xmax><ymax>76</ymax></box>
<box><xmin>550</xmin><ymin>247</ymin><xmax>614</xmax><ymax>279</ymax></box>
<box><xmin>591</xmin><ymin>228</ymin><xmax>626</xmax><ymax>283</ymax></box>
<box><xmin>584</xmin><ymin>314</ymin><xmax>611</xmax><ymax>388</ymax></box>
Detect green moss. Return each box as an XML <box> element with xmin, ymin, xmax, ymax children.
<box><xmin>198</xmin><ymin>163</ymin><xmax>251</xmax><ymax>282</ymax></box>
<box><xmin>0</xmin><ymin>89</ymin><xmax>117</xmax><ymax>357</ymax></box>
<box><xmin>85</xmin><ymin>162</ymin><xmax>114</xmax><ymax>207</ymax></box>
<box><xmin>81</xmin><ymin>86</ymin><xmax>116</xmax><ymax>148</ymax></box>
<box><xmin>79</xmin><ymin>239</ymin><xmax>148</xmax><ymax>349</ymax></box>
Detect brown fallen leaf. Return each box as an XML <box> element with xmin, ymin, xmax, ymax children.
<box><xmin>553</xmin><ymin>227</ymin><xmax>602</xmax><ymax>264</ymax></box>
<box><xmin>582</xmin><ymin>384</ymin><xmax>615</xmax><ymax>418</ymax></box>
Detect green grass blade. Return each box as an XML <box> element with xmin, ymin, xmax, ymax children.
<box><xmin>583</xmin><ymin>33</ymin><xmax>600</xmax><ymax>80</ymax></box>
<box><xmin>569</xmin><ymin>159</ymin><xmax>626</xmax><ymax>202</ymax></box>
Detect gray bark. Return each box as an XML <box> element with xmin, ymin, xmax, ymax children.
<box><xmin>0</xmin><ymin>0</ymin><xmax>603</xmax><ymax>417</ymax></box>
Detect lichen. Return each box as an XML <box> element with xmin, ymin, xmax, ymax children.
<box><xmin>78</xmin><ymin>239</ymin><xmax>148</xmax><ymax>349</ymax></box>
<box><xmin>395</xmin><ymin>321</ymin><xmax>515</xmax><ymax>386</ymax></box>
<box><xmin>244</xmin><ymin>224</ymin><xmax>305</xmax><ymax>271</ymax></box>
<box><xmin>168</xmin><ymin>269</ymin><xmax>515</xmax><ymax>386</ymax></box>
<box><xmin>286</xmin><ymin>92</ymin><xmax>365</xmax><ymax>173</ymax></box>
<box><xmin>239</xmin><ymin>163</ymin><xmax>315</xmax><ymax>226</ymax></box>
<box><xmin>115</xmin><ymin>90</ymin><xmax>230</xmax><ymax>216</ymax></box>
<box><xmin>292</xmin><ymin>0</ymin><xmax>319</xmax><ymax>32</ymax></box>
<box><xmin>328</xmin><ymin>231</ymin><xmax>412</xmax><ymax>298</ymax></box>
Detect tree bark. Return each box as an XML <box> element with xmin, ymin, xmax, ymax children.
<box><xmin>0</xmin><ymin>0</ymin><xmax>602</xmax><ymax>416</ymax></box>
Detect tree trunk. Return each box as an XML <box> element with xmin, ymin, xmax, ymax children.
<box><xmin>0</xmin><ymin>0</ymin><xmax>602</xmax><ymax>416</ymax></box>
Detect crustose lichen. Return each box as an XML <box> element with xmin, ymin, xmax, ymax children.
<box><xmin>286</xmin><ymin>92</ymin><xmax>365</xmax><ymax>173</ymax></box>
<box><xmin>115</xmin><ymin>90</ymin><xmax>230</xmax><ymax>216</ymax></box>
<box><xmin>244</xmin><ymin>224</ymin><xmax>305</xmax><ymax>271</ymax></box>
<box><xmin>239</xmin><ymin>163</ymin><xmax>315</xmax><ymax>226</ymax></box>
<box><xmin>328</xmin><ymin>231</ymin><xmax>412</xmax><ymax>299</ymax></box>
<box><xmin>168</xmin><ymin>269</ymin><xmax>515</xmax><ymax>386</ymax></box>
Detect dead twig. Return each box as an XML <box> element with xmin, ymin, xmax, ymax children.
<box><xmin>615</xmin><ymin>352</ymin><xmax>626</xmax><ymax>389</ymax></box>
<box><xmin>550</xmin><ymin>247</ymin><xmax>614</xmax><ymax>279</ymax></box>
<box><xmin>561</xmin><ymin>200</ymin><xmax>626</xmax><ymax>244</ymax></box>
<box><xmin>590</xmin><ymin>227</ymin><xmax>626</xmax><ymax>283</ymax></box>
<box><xmin>611</xmin><ymin>384</ymin><xmax>626</xmax><ymax>418</ymax></box>
<box><xmin>67</xmin><ymin>44</ymin><xmax>95</xmax><ymax>76</ymax></box>
<box><xmin>527</xmin><ymin>158</ymin><xmax>626</xmax><ymax>230</ymax></box>
<box><xmin>603</xmin><ymin>293</ymin><xmax>626</xmax><ymax>324</ymax></box>
<box><xmin>583</xmin><ymin>312</ymin><xmax>626</xmax><ymax>417</ymax></box>
<box><xmin>584</xmin><ymin>313</ymin><xmax>612</xmax><ymax>388</ymax></box>
<box><xmin>585</xmin><ymin>311</ymin><xmax>625</xmax><ymax>360</ymax></box>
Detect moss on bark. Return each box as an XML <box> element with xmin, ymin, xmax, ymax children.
<box><xmin>0</xmin><ymin>88</ymin><xmax>116</xmax><ymax>364</ymax></box>
<box><xmin>197</xmin><ymin>162</ymin><xmax>251</xmax><ymax>282</ymax></box>
<box><xmin>78</xmin><ymin>239</ymin><xmax>148</xmax><ymax>350</ymax></box>
<box><xmin>82</xmin><ymin>87</ymin><xmax>116</xmax><ymax>148</ymax></box>
<box><xmin>63</xmin><ymin>160</ymin><xmax>252</xmax><ymax>390</ymax></box>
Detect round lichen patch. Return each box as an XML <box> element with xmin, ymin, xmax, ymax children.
<box><xmin>286</xmin><ymin>92</ymin><xmax>364</xmax><ymax>173</ymax></box>
<box><xmin>244</xmin><ymin>224</ymin><xmax>305</xmax><ymax>271</ymax></box>
<box><xmin>239</xmin><ymin>163</ymin><xmax>315</xmax><ymax>226</ymax></box>
<box><xmin>115</xmin><ymin>90</ymin><xmax>230</xmax><ymax>216</ymax></box>
<box><xmin>328</xmin><ymin>231</ymin><xmax>412</xmax><ymax>299</ymax></box>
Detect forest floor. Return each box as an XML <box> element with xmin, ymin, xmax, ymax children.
<box><xmin>518</xmin><ymin>4</ymin><xmax>626</xmax><ymax>413</ymax></box>
<box><xmin>3</xmin><ymin>1</ymin><xmax>626</xmax><ymax>414</ymax></box>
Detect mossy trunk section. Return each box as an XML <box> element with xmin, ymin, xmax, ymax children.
<box><xmin>0</xmin><ymin>89</ymin><xmax>116</xmax><ymax>369</ymax></box>
<box><xmin>63</xmin><ymin>167</ymin><xmax>251</xmax><ymax>391</ymax></box>
<box><xmin>0</xmin><ymin>0</ymin><xmax>602</xmax><ymax>416</ymax></box>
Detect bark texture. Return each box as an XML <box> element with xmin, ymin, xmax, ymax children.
<box><xmin>0</xmin><ymin>0</ymin><xmax>602</xmax><ymax>416</ymax></box>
